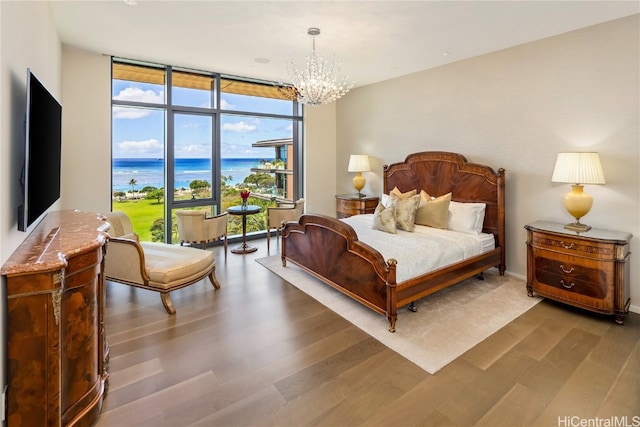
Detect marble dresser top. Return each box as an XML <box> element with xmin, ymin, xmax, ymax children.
<box><xmin>1</xmin><ymin>210</ymin><xmax>110</xmax><ymax>276</ymax></box>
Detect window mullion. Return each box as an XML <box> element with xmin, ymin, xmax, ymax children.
<box><xmin>165</xmin><ymin>66</ymin><xmax>175</xmax><ymax>242</ymax></box>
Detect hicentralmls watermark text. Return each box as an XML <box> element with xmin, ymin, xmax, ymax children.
<box><xmin>558</xmin><ymin>416</ymin><xmax>640</xmax><ymax>427</ymax></box>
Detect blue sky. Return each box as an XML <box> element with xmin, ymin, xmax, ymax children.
<box><xmin>112</xmin><ymin>80</ymin><xmax>295</xmax><ymax>159</ymax></box>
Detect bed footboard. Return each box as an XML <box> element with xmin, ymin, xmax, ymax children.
<box><xmin>281</xmin><ymin>214</ymin><xmax>400</xmax><ymax>331</ymax></box>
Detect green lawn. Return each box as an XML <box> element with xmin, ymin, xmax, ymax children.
<box><xmin>113</xmin><ymin>195</ymin><xmax>274</xmax><ymax>242</ymax></box>
<box><xmin>112</xmin><ymin>199</ymin><xmax>164</xmax><ymax>241</ymax></box>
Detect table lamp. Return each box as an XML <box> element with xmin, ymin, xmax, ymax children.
<box><xmin>347</xmin><ymin>154</ymin><xmax>371</xmax><ymax>197</ymax></box>
<box><xmin>551</xmin><ymin>152</ymin><xmax>605</xmax><ymax>232</ymax></box>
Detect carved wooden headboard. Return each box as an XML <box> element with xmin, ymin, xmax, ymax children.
<box><xmin>383</xmin><ymin>151</ymin><xmax>505</xmax><ymax>249</ymax></box>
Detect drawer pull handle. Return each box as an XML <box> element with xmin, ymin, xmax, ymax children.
<box><xmin>561</xmin><ymin>241</ymin><xmax>575</xmax><ymax>250</ymax></box>
<box><xmin>560</xmin><ymin>280</ymin><xmax>575</xmax><ymax>289</ymax></box>
<box><xmin>560</xmin><ymin>265</ymin><xmax>574</xmax><ymax>274</ymax></box>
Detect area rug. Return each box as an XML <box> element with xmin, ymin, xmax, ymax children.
<box><xmin>256</xmin><ymin>256</ymin><xmax>541</xmax><ymax>374</ymax></box>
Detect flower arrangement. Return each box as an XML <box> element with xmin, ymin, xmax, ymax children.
<box><xmin>240</xmin><ymin>189</ymin><xmax>250</xmax><ymax>207</ymax></box>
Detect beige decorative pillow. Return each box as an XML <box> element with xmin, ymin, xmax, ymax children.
<box><xmin>415</xmin><ymin>191</ymin><xmax>451</xmax><ymax>229</ymax></box>
<box><xmin>391</xmin><ymin>187</ymin><xmax>417</xmax><ymax>200</ymax></box>
<box><xmin>372</xmin><ymin>202</ymin><xmax>396</xmax><ymax>234</ymax></box>
<box><xmin>390</xmin><ymin>193</ymin><xmax>421</xmax><ymax>232</ymax></box>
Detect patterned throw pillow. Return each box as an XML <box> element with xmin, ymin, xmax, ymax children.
<box><xmin>415</xmin><ymin>191</ymin><xmax>451</xmax><ymax>229</ymax></box>
<box><xmin>372</xmin><ymin>202</ymin><xmax>396</xmax><ymax>234</ymax></box>
<box><xmin>390</xmin><ymin>193</ymin><xmax>421</xmax><ymax>232</ymax></box>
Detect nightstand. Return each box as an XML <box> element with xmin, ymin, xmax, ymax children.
<box><xmin>335</xmin><ymin>194</ymin><xmax>379</xmax><ymax>219</ymax></box>
<box><xmin>525</xmin><ymin>221</ymin><xmax>632</xmax><ymax>324</ymax></box>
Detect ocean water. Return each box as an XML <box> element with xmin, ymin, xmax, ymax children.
<box><xmin>112</xmin><ymin>158</ymin><xmax>270</xmax><ymax>192</ymax></box>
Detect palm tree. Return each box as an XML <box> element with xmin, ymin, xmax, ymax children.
<box><xmin>129</xmin><ymin>178</ymin><xmax>138</xmax><ymax>199</ymax></box>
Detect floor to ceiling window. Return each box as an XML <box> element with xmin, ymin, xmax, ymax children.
<box><xmin>111</xmin><ymin>59</ymin><xmax>302</xmax><ymax>243</ymax></box>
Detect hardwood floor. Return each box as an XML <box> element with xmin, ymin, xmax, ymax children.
<box><xmin>97</xmin><ymin>237</ymin><xmax>640</xmax><ymax>426</ymax></box>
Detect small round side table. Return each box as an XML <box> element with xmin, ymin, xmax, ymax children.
<box><xmin>227</xmin><ymin>205</ymin><xmax>262</xmax><ymax>254</ymax></box>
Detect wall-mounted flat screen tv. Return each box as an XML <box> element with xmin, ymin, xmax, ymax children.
<box><xmin>18</xmin><ymin>69</ymin><xmax>62</xmax><ymax>232</ymax></box>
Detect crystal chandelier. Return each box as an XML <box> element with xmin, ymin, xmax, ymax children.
<box><xmin>280</xmin><ymin>27</ymin><xmax>355</xmax><ymax>106</ymax></box>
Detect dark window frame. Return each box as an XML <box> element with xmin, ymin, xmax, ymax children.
<box><xmin>111</xmin><ymin>58</ymin><xmax>303</xmax><ymax>243</ymax></box>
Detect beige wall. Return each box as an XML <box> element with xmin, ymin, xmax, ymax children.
<box><xmin>336</xmin><ymin>15</ymin><xmax>640</xmax><ymax>312</ymax></box>
<box><xmin>0</xmin><ymin>0</ymin><xmax>62</xmax><ymax>407</ymax></box>
<box><xmin>304</xmin><ymin>102</ymin><xmax>337</xmax><ymax>216</ymax></box>
<box><xmin>61</xmin><ymin>47</ymin><xmax>111</xmax><ymax>214</ymax></box>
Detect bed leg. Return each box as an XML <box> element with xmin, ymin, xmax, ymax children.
<box><xmin>477</xmin><ymin>272</ymin><xmax>485</xmax><ymax>280</ymax></box>
<box><xmin>388</xmin><ymin>318</ymin><xmax>396</xmax><ymax>333</ymax></box>
<box><xmin>527</xmin><ymin>284</ymin><xmax>534</xmax><ymax>297</ymax></box>
<box><xmin>281</xmin><ymin>256</ymin><xmax>287</xmax><ymax>267</ymax></box>
<box><xmin>408</xmin><ymin>301</ymin><xmax>417</xmax><ymax>312</ymax></box>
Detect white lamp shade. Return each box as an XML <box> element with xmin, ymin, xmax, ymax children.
<box><xmin>551</xmin><ymin>152</ymin><xmax>605</xmax><ymax>185</ymax></box>
<box><xmin>348</xmin><ymin>155</ymin><xmax>371</xmax><ymax>172</ymax></box>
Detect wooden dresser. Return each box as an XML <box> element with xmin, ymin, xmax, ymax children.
<box><xmin>1</xmin><ymin>210</ymin><xmax>110</xmax><ymax>426</ymax></box>
<box><xmin>335</xmin><ymin>194</ymin><xmax>379</xmax><ymax>219</ymax></box>
<box><xmin>525</xmin><ymin>221</ymin><xmax>632</xmax><ymax>324</ymax></box>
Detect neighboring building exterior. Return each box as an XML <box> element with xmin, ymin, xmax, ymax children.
<box><xmin>251</xmin><ymin>138</ymin><xmax>294</xmax><ymax>200</ymax></box>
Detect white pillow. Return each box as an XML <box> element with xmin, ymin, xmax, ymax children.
<box><xmin>448</xmin><ymin>201</ymin><xmax>486</xmax><ymax>235</ymax></box>
<box><xmin>381</xmin><ymin>193</ymin><xmax>392</xmax><ymax>208</ymax></box>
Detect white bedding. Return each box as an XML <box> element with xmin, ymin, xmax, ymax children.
<box><xmin>341</xmin><ymin>214</ymin><xmax>495</xmax><ymax>283</ymax></box>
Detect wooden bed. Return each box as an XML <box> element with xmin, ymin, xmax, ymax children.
<box><xmin>281</xmin><ymin>151</ymin><xmax>506</xmax><ymax>332</ymax></box>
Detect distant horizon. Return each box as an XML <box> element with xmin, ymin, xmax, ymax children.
<box><xmin>111</xmin><ymin>157</ymin><xmax>271</xmax><ymax>191</ymax></box>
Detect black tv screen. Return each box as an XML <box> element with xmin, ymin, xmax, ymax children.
<box><xmin>18</xmin><ymin>69</ymin><xmax>62</xmax><ymax>232</ymax></box>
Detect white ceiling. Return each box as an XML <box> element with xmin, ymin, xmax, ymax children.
<box><xmin>50</xmin><ymin>1</ymin><xmax>639</xmax><ymax>87</ymax></box>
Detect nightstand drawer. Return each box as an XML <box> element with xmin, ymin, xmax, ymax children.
<box><xmin>340</xmin><ymin>199</ymin><xmax>364</xmax><ymax>210</ymax></box>
<box><xmin>335</xmin><ymin>195</ymin><xmax>379</xmax><ymax>218</ymax></box>
<box><xmin>533</xmin><ymin>254</ymin><xmax>610</xmax><ymax>299</ymax></box>
<box><xmin>530</xmin><ymin>233</ymin><xmax>615</xmax><ymax>260</ymax></box>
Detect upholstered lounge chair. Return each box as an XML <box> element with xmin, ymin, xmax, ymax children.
<box><xmin>266</xmin><ymin>198</ymin><xmax>305</xmax><ymax>251</ymax></box>
<box><xmin>175</xmin><ymin>210</ymin><xmax>228</xmax><ymax>259</ymax></box>
<box><xmin>103</xmin><ymin>211</ymin><xmax>220</xmax><ymax>314</ymax></box>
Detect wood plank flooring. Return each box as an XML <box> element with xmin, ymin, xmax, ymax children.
<box><xmin>97</xmin><ymin>237</ymin><xmax>640</xmax><ymax>426</ymax></box>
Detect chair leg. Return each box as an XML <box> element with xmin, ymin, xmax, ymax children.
<box><xmin>267</xmin><ymin>228</ymin><xmax>271</xmax><ymax>251</ymax></box>
<box><xmin>160</xmin><ymin>292</ymin><xmax>176</xmax><ymax>315</ymax></box>
<box><xmin>208</xmin><ymin>269</ymin><xmax>221</xmax><ymax>289</ymax></box>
